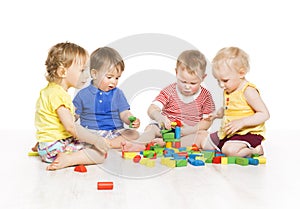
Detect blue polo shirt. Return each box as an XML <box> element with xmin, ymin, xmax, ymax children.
<box><xmin>73</xmin><ymin>84</ymin><xmax>130</xmax><ymax>130</ymax></box>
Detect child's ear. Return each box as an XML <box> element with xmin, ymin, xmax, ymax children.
<box><xmin>90</xmin><ymin>69</ymin><xmax>97</xmax><ymax>79</ymax></box>
<box><xmin>57</xmin><ymin>66</ymin><xmax>67</xmax><ymax>78</ymax></box>
<box><xmin>239</xmin><ymin>68</ymin><xmax>246</xmax><ymax>78</ymax></box>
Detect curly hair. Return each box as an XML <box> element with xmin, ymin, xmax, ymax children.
<box><xmin>45</xmin><ymin>42</ymin><xmax>88</xmax><ymax>82</ymax></box>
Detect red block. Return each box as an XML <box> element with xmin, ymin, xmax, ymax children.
<box><xmin>133</xmin><ymin>155</ymin><xmax>141</xmax><ymax>163</ymax></box>
<box><xmin>74</xmin><ymin>164</ymin><xmax>87</xmax><ymax>172</ymax></box>
<box><xmin>97</xmin><ymin>182</ymin><xmax>113</xmax><ymax>190</ymax></box>
<box><xmin>212</xmin><ymin>156</ymin><xmax>221</xmax><ymax>164</ymax></box>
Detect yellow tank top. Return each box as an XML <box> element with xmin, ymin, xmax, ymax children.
<box><xmin>218</xmin><ymin>82</ymin><xmax>266</xmax><ymax>140</ymax></box>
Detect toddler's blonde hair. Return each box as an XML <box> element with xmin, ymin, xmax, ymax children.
<box><xmin>212</xmin><ymin>47</ymin><xmax>250</xmax><ymax>74</ymax></box>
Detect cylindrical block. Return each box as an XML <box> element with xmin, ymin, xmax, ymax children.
<box><xmin>97</xmin><ymin>182</ymin><xmax>113</xmax><ymax>190</ymax></box>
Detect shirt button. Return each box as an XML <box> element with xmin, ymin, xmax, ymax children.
<box><xmin>100</xmin><ymin>92</ymin><xmax>102</xmax><ymax>95</ymax></box>
<box><xmin>99</xmin><ymin>100</ymin><xmax>102</xmax><ymax>103</ymax></box>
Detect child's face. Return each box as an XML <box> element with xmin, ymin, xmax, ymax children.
<box><xmin>176</xmin><ymin>66</ymin><xmax>202</xmax><ymax>96</ymax></box>
<box><xmin>213</xmin><ymin>66</ymin><xmax>244</xmax><ymax>94</ymax></box>
<box><xmin>66</xmin><ymin>60</ymin><xmax>89</xmax><ymax>89</ymax></box>
<box><xmin>92</xmin><ymin>67</ymin><xmax>122</xmax><ymax>92</ymax></box>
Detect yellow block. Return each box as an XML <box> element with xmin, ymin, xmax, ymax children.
<box><xmin>28</xmin><ymin>151</ymin><xmax>39</xmax><ymax>156</ymax></box>
<box><xmin>140</xmin><ymin>158</ymin><xmax>155</xmax><ymax>167</ymax></box>
<box><xmin>165</xmin><ymin>141</ymin><xmax>172</xmax><ymax>148</ymax></box>
<box><xmin>221</xmin><ymin>157</ymin><xmax>228</xmax><ymax>164</ymax></box>
<box><xmin>253</xmin><ymin>156</ymin><xmax>266</xmax><ymax>164</ymax></box>
<box><xmin>123</xmin><ymin>152</ymin><xmax>139</xmax><ymax>159</ymax></box>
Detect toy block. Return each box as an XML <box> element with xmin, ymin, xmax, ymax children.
<box><xmin>177</xmin><ymin>152</ymin><xmax>188</xmax><ymax>158</ymax></box>
<box><xmin>163</xmin><ymin>132</ymin><xmax>175</xmax><ymax>139</ymax></box>
<box><xmin>128</xmin><ymin>116</ymin><xmax>136</xmax><ymax>128</ymax></box>
<box><xmin>236</xmin><ymin>157</ymin><xmax>249</xmax><ymax>166</ymax></box>
<box><xmin>176</xmin><ymin>159</ymin><xmax>187</xmax><ymax>167</ymax></box>
<box><xmin>212</xmin><ymin>156</ymin><xmax>221</xmax><ymax>164</ymax></box>
<box><xmin>165</xmin><ymin>141</ymin><xmax>172</xmax><ymax>148</ymax></box>
<box><xmin>161</xmin><ymin>129</ymin><xmax>173</xmax><ymax>135</ymax></box>
<box><xmin>216</xmin><ymin>152</ymin><xmax>225</xmax><ymax>157</ymax></box>
<box><xmin>171</xmin><ymin>122</ymin><xmax>177</xmax><ymax>127</ymax></box>
<box><xmin>97</xmin><ymin>182</ymin><xmax>113</xmax><ymax>190</ymax></box>
<box><xmin>163</xmin><ymin>148</ymin><xmax>175</xmax><ymax>157</ymax></box>
<box><xmin>178</xmin><ymin>147</ymin><xmax>187</xmax><ymax>152</ymax></box>
<box><xmin>123</xmin><ymin>151</ymin><xmax>139</xmax><ymax>159</ymax></box>
<box><xmin>161</xmin><ymin>157</ymin><xmax>176</xmax><ymax>168</ymax></box>
<box><xmin>142</xmin><ymin>150</ymin><xmax>155</xmax><ymax>158</ymax></box>
<box><xmin>175</xmin><ymin>127</ymin><xmax>181</xmax><ymax>139</ymax></box>
<box><xmin>253</xmin><ymin>156</ymin><xmax>266</xmax><ymax>164</ymax></box>
<box><xmin>191</xmin><ymin>144</ymin><xmax>200</xmax><ymax>151</ymax></box>
<box><xmin>153</xmin><ymin>147</ymin><xmax>164</xmax><ymax>157</ymax></box>
<box><xmin>140</xmin><ymin>158</ymin><xmax>155</xmax><ymax>167</ymax></box>
<box><xmin>201</xmin><ymin>150</ymin><xmax>215</xmax><ymax>161</ymax></box>
<box><xmin>28</xmin><ymin>151</ymin><xmax>39</xmax><ymax>156</ymax></box>
<box><xmin>174</xmin><ymin>119</ymin><xmax>182</xmax><ymax>127</ymax></box>
<box><xmin>188</xmin><ymin>158</ymin><xmax>205</xmax><ymax>166</ymax></box>
<box><xmin>174</xmin><ymin>141</ymin><xmax>181</xmax><ymax>148</ymax></box>
<box><xmin>133</xmin><ymin>155</ymin><xmax>141</xmax><ymax>163</ymax></box>
<box><xmin>221</xmin><ymin>157</ymin><xmax>228</xmax><ymax>164</ymax></box>
<box><xmin>247</xmin><ymin>157</ymin><xmax>259</xmax><ymax>165</ymax></box>
<box><xmin>74</xmin><ymin>164</ymin><xmax>87</xmax><ymax>172</ymax></box>
<box><xmin>227</xmin><ymin>156</ymin><xmax>237</xmax><ymax>164</ymax></box>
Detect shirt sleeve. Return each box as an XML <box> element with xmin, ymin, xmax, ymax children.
<box><xmin>73</xmin><ymin>93</ymin><xmax>82</xmax><ymax>115</ymax></box>
<box><xmin>116</xmin><ymin>89</ymin><xmax>130</xmax><ymax>113</ymax></box>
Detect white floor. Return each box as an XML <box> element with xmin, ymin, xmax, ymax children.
<box><xmin>1</xmin><ymin>130</ymin><xmax>299</xmax><ymax>209</ymax></box>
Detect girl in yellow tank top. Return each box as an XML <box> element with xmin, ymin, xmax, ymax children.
<box><xmin>206</xmin><ymin>47</ymin><xmax>270</xmax><ymax>157</ymax></box>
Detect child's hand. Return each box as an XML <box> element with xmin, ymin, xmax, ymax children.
<box><xmin>224</xmin><ymin>119</ymin><xmax>245</xmax><ymax>135</ymax></box>
<box><xmin>204</xmin><ymin>108</ymin><xmax>224</xmax><ymax>121</ymax></box>
<box><xmin>131</xmin><ymin>117</ymin><xmax>140</xmax><ymax>128</ymax></box>
<box><xmin>159</xmin><ymin>116</ymin><xmax>171</xmax><ymax>130</ymax></box>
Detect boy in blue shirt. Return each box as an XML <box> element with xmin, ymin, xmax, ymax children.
<box><xmin>73</xmin><ymin>47</ymin><xmax>144</xmax><ymax>150</ymax></box>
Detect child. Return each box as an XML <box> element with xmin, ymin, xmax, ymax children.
<box><xmin>134</xmin><ymin>49</ymin><xmax>215</xmax><ymax>149</ymax></box>
<box><xmin>35</xmin><ymin>42</ymin><xmax>110</xmax><ymax>170</ymax></box>
<box><xmin>73</xmin><ymin>47</ymin><xmax>143</xmax><ymax>150</ymax></box>
<box><xmin>203</xmin><ymin>47</ymin><xmax>270</xmax><ymax>157</ymax></box>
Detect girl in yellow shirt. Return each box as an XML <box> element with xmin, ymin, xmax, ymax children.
<box><xmin>34</xmin><ymin>42</ymin><xmax>110</xmax><ymax>170</ymax></box>
<box><xmin>201</xmin><ymin>47</ymin><xmax>270</xmax><ymax>157</ymax></box>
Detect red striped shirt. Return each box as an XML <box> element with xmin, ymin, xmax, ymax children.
<box><xmin>154</xmin><ymin>83</ymin><xmax>215</xmax><ymax>126</ymax></box>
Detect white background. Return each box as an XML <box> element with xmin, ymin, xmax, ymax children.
<box><xmin>0</xmin><ymin>0</ymin><xmax>298</xmax><ymax>133</ymax></box>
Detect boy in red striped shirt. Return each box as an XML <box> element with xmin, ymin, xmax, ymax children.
<box><xmin>134</xmin><ymin>50</ymin><xmax>215</xmax><ymax>149</ymax></box>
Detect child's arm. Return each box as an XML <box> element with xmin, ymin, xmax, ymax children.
<box><xmin>57</xmin><ymin>106</ymin><xmax>109</xmax><ymax>153</ymax></box>
<box><xmin>224</xmin><ymin>87</ymin><xmax>270</xmax><ymax>135</ymax></box>
<box><xmin>147</xmin><ymin>104</ymin><xmax>171</xmax><ymax>129</ymax></box>
<box><xmin>57</xmin><ymin>106</ymin><xmax>77</xmax><ymax>136</ymax></box>
<box><xmin>181</xmin><ymin>116</ymin><xmax>214</xmax><ymax>136</ymax></box>
<box><xmin>120</xmin><ymin>110</ymin><xmax>140</xmax><ymax>128</ymax></box>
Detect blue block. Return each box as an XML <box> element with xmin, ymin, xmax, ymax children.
<box><xmin>247</xmin><ymin>157</ymin><xmax>259</xmax><ymax>165</ymax></box>
<box><xmin>188</xmin><ymin>158</ymin><xmax>205</xmax><ymax>166</ymax></box>
<box><xmin>175</xmin><ymin>127</ymin><xmax>181</xmax><ymax>139</ymax></box>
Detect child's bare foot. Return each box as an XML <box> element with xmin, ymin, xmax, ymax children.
<box><xmin>31</xmin><ymin>142</ymin><xmax>38</xmax><ymax>152</ymax></box>
<box><xmin>47</xmin><ymin>152</ymin><xmax>71</xmax><ymax>171</ymax></box>
<box><xmin>121</xmin><ymin>141</ymin><xmax>146</xmax><ymax>152</ymax></box>
<box><xmin>252</xmin><ymin>145</ymin><xmax>264</xmax><ymax>156</ymax></box>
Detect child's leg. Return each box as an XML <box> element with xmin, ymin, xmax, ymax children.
<box><xmin>47</xmin><ymin>148</ymin><xmax>105</xmax><ymax>170</ymax></box>
<box><xmin>31</xmin><ymin>142</ymin><xmax>38</xmax><ymax>152</ymax></box>
<box><xmin>221</xmin><ymin>142</ymin><xmax>264</xmax><ymax>157</ymax></box>
<box><xmin>180</xmin><ymin>130</ymin><xmax>219</xmax><ymax>150</ymax></box>
<box><xmin>136</xmin><ymin>124</ymin><xmax>161</xmax><ymax>143</ymax></box>
<box><xmin>75</xmin><ymin>124</ymin><xmax>110</xmax><ymax>153</ymax></box>
<box><xmin>108</xmin><ymin>129</ymin><xmax>140</xmax><ymax>149</ymax></box>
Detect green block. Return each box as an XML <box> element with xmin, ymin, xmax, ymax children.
<box><xmin>163</xmin><ymin>132</ymin><xmax>175</xmax><ymax>139</ymax></box>
<box><xmin>227</xmin><ymin>156</ymin><xmax>237</xmax><ymax>164</ymax></box>
<box><xmin>236</xmin><ymin>157</ymin><xmax>249</xmax><ymax>166</ymax></box>
<box><xmin>176</xmin><ymin>159</ymin><xmax>187</xmax><ymax>167</ymax></box>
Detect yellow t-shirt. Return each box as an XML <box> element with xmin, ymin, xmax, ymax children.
<box><xmin>218</xmin><ymin>82</ymin><xmax>266</xmax><ymax>140</ymax></box>
<box><xmin>35</xmin><ymin>82</ymin><xmax>75</xmax><ymax>142</ymax></box>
